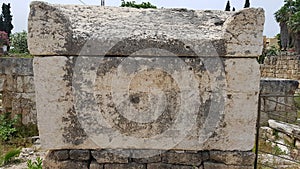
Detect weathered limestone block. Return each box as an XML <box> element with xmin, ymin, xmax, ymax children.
<box><xmin>28</xmin><ymin>1</ymin><xmax>264</xmax><ymax>57</ymax></box>
<box><xmin>47</xmin><ymin>150</ymin><xmax>69</xmax><ymax>161</ymax></box>
<box><xmin>162</xmin><ymin>151</ymin><xmax>204</xmax><ymax>166</ymax></box>
<box><xmin>33</xmin><ymin>56</ymin><xmax>260</xmax><ymax>151</ymax></box>
<box><xmin>0</xmin><ymin>58</ymin><xmax>33</xmax><ymax>76</ymax></box>
<box><xmin>269</xmin><ymin>119</ymin><xmax>300</xmax><ymax>140</ymax></box>
<box><xmin>104</xmin><ymin>163</ymin><xmax>146</xmax><ymax>169</ymax></box>
<box><xmin>209</xmin><ymin>151</ymin><xmax>255</xmax><ymax>166</ymax></box>
<box><xmin>30</xmin><ymin>2</ymin><xmax>263</xmax><ymax>167</ymax></box>
<box><xmin>147</xmin><ymin>163</ymin><xmax>195</xmax><ymax>169</ymax></box>
<box><xmin>203</xmin><ymin>162</ymin><xmax>253</xmax><ymax>169</ymax></box>
<box><xmin>69</xmin><ymin>149</ymin><xmax>90</xmax><ymax>161</ymax></box>
<box><xmin>90</xmin><ymin>161</ymin><xmax>104</xmax><ymax>169</ymax></box>
<box><xmin>43</xmin><ymin>160</ymin><xmax>89</xmax><ymax>169</ymax></box>
<box><xmin>91</xmin><ymin>150</ymin><xmax>129</xmax><ymax>164</ymax></box>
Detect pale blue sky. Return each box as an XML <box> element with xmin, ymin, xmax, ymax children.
<box><xmin>2</xmin><ymin>0</ymin><xmax>284</xmax><ymax>37</ymax></box>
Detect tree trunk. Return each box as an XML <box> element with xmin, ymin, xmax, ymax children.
<box><xmin>295</xmin><ymin>32</ymin><xmax>300</xmax><ymax>54</ymax></box>
<box><xmin>280</xmin><ymin>22</ymin><xmax>289</xmax><ymax>50</ymax></box>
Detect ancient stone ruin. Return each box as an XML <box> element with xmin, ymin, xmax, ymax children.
<box><xmin>28</xmin><ymin>1</ymin><xmax>264</xmax><ymax>168</ymax></box>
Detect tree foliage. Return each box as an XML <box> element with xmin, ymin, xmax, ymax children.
<box><xmin>275</xmin><ymin>0</ymin><xmax>300</xmax><ymax>53</ymax></box>
<box><xmin>225</xmin><ymin>0</ymin><xmax>231</xmax><ymax>11</ymax></box>
<box><xmin>10</xmin><ymin>31</ymin><xmax>29</xmax><ymax>54</ymax></box>
<box><xmin>0</xmin><ymin>3</ymin><xmax>13</xmax><ymax>38</ymax></box>
<box><xmin>121</xmin><ymin>0</ymin><xmax>157</xmax><ymax>9</ymax></box>
<box><xmin>244</xmin><ymin>0</ymin><xmax>250</xmax><ymax>8</ymax></box>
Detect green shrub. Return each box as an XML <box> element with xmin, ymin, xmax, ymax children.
<box><xmin>9</xmin><ymin>31</ymin><xmax>29</xmax><ymax>54</ymax></box>
<box><xmin>121</xmin><ymin>0</ymin><xmax>157</xmax><ymax>9</ymax></box>
<box><xmin>27</xmin><ymin>157</ymin><xmax>43</xmax><ymax>169</ymax></box>
<box><xmin>0</xmin><ymin>112</ymin><xmax>19</xmax><ymax>142</ymax></box>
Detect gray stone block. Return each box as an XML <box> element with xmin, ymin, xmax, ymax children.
<box><xmin>147</xmin><ymin>163</ymin><xmax>195</xmax><ymax>169</ymax></box>
<box><xmin>69</xmin><ymin>149</ymin><xmax>90</xmax><ymax>161</ymax></box>
<box><xmin>91</xmin><ymin>150</ymin><xmax>129</xmax><ymax>164</ymax></box>
<box><xmin>209</xmin><ymin>151</ymin><xmax>255</xmax><ymax>166</ymax></box>
<box><xmin>90</xmin><ymin>161</ymin><xmax>104</xmax><ymax>169</ymax></box>
<box><xmin>162</xmin><ymin>151</ymin><xmax>203</xmax><ymax>166</ymax></box>
<box><xmin>47</xmin><ymin>150</ymin><xmax>69</xmax><ymax>161</ymax></box>
<box><xmin>43</xmin><ymin>160</ymin><xmax>88</xmax><ymax>169</ymax></box>
<box><xmin>28</xmin><ymin>2</ymin><xmax>264</xmax><ymax>57</ymax></box>
<box><xmin>203</xmin><ymin>162</ymin><xmax>253</xmax><ymax>169</ymax></box>
<box><xmin>104</xmin><ymin>163</ymin><xmax>146</xmax><ymax>169</ymax></box>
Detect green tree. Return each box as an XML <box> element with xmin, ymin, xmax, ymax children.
<box><xmin>225</xmin><ymin>0</ymin><xmax>231</xmax><ymax>11</ymax></box>
<box><xmin>232</xmin><ymin>7</ymin><xmax>236</xmax><ymax>11</ymax></box>
<box><xmin>288</xmin><ymin>11</ymin><xmax>300</xmax><ymax>53</ymax></box>
<box><xmin>121</xmin><ymin>0</ymin><xmax>157</xmax><ymax>9</ymax></box>
<box><xmin>275</xmin><ymin>0</ymin><xmax>300</xmax><ymax>53</ymax></box>
<box><xmin>244</xmin><ymin>0</ymin><xmax>250</xmax><ymax>8</ymax></box>
<box><xmin>1</xmin><ymin>3</ymin><xmax>13</xmax><ymax>38</ymax></box>
<box><xmin>275</xmin><ymin>6</ymin><xmax>290</xmax><ymax>50</ymax></box>
<box><xmin>10</xmin><ymin>31</ymin><xmax>29</xmax><ymax>54</ymax></box>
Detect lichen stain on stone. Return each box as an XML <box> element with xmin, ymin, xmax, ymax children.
<box><xmin>62</xmin><ymin>106</ymin><xmax>88</xmax><ymax>145</ymax></box>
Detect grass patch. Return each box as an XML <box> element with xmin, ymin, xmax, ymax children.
<box><xmin>0</xmin><ymin>112</ymin><xmax>38</xmax><ymax>167</ymax></box>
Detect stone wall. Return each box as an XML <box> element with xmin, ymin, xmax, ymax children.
<box><xmin>28</xmin><ymin>2</ymin><xmax>264</xmax><ymax>169</ymax></box>
<box><xmin>43</xmin><ymin>149</ymin><xmax>254</xmax><ymax>169</ymax></box>
<box><xmin>0</xmin><ymin>58</ymin><xmax>36</xmax><ymax>125</ymax></box>
<box><xmin>260</xmin><ymin>78</ymin><xmax>299</xmax><ymax>126</ymax></box>
<box><xmin>260</xmin><ymin>55</ymin><xmax>300</xmax><ymax>80</ymax></box>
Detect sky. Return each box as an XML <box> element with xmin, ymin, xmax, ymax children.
<box><xmin>1</xmin><ymin>0</ymin><xmax>284</xmax><ymax>37</ymax></box>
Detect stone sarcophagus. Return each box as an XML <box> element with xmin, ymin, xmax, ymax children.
<box><xmin>28</xmin><ymin>1</ymin><xmax>264</xmax><ymax>168</ymax></box>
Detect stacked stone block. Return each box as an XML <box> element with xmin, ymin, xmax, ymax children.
<box><xmin>0</xmin><ymin>58</ymin><xmax>36</xmax><ymax>125</ymax></box>
<box><xmin>261</xmin><ymin>55</ymin><xmax>300</xmax><ymax>80</ymax></box>
<box><xmin>28</xmin><ymin>2</ymin><xmax>264</xmax><ymax>169</ymax></box>
<box><xmin>43</xmin><ymin>149</ymin><xmax>254</xmax><ymax>169</ymax></box>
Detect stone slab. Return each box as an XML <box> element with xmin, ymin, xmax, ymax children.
<box><xmin>0</xmin><ymin>58</ymin><xmax>33</xmax><ymax>76</ymax></box>
<box><xmin>34</xmin><ymin>56</ymin><xmax>259</xmax><ymax>151</ymax></box>
<box><xmin>28</xmin><ymin>1</ymin><xmax>264</xmax><ymax>57</ymax></box>
<box><xmin>203</xmin><ymin>162</ymin><xmax>253</xmax><ymax>169</ymax></box>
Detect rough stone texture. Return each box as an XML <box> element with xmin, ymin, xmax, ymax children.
<box><xmin>0</xmin><ymin>58</ymin><xmax>36</xmax><ymax>125</ymax></box>
<box><xmin>147</xmin><ymin>163</ymin><xmax>195</xmax><ymax>169</ymax></box>
<box><xmin>268</xmin><ymin>119</ymin><xmax>300</xmax><ymax>140</ymax></box>
<box><xmin>203</xmin><ymin>162</ymin><xmax>253</xmax><ymax>169</ymax></box>
<box><xmin>30</xmin><ymin>2</ymin><xmax>264</xmax><ymax>168</ymax></box>
<box><xmin>261</xmin><ymin>55</ymin><xmax>300</xmax><ymax>81</ymax></box>
<box><xmin>47</xmin><ymin>150</ymin><xmax>69</xmax><ymax>161</ymax></box>
<box><xmin>43</xmin><ymin>149</ymin><xmax>253</xmax><ymax>169</ymax></box>
<box><xmin>43</xmin><ymin>160</ymin><xmax>88</xmax><ymax>169</ymax></box>
<box><xmin>104</xmin><ymin>163</ymin><xmax>146</xmax><ymax>169</ymax></box>
<box><xmin>91</xmin><ymin>150</ymin><xmax>129</xmax><ymax>164</ymax></box>
<box><xmin>260</xmin><ymin>78</ymin><xmax>299</xmax><ymax>125</ymax></box>
<box><xmin>28</xmin><ymin>1</ymin><xmax>264</xmax><ymax>57</ymax></box>
<box><xmin>162</xmin><ymin>151</ymin><xmax>204</xmax><ymax>166</ymax></box>
<box><xmin>209</xmin><ymin>151</ymin><xmax>255</xmax><ymax>166</ymax></box>
<box><xmin>90</xmin><ymin>161</ymin><xmax>104</xmax><ymax>169</ymax></box>
<box><xmin>69</xmin><ymin>149</ymin><xmax>90</xmax><ymax>161</ymax></box>
<box><xmin>34</xmin><ymin>56</ymin><xmax>260</xmax><ymax>151</ymax></box>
